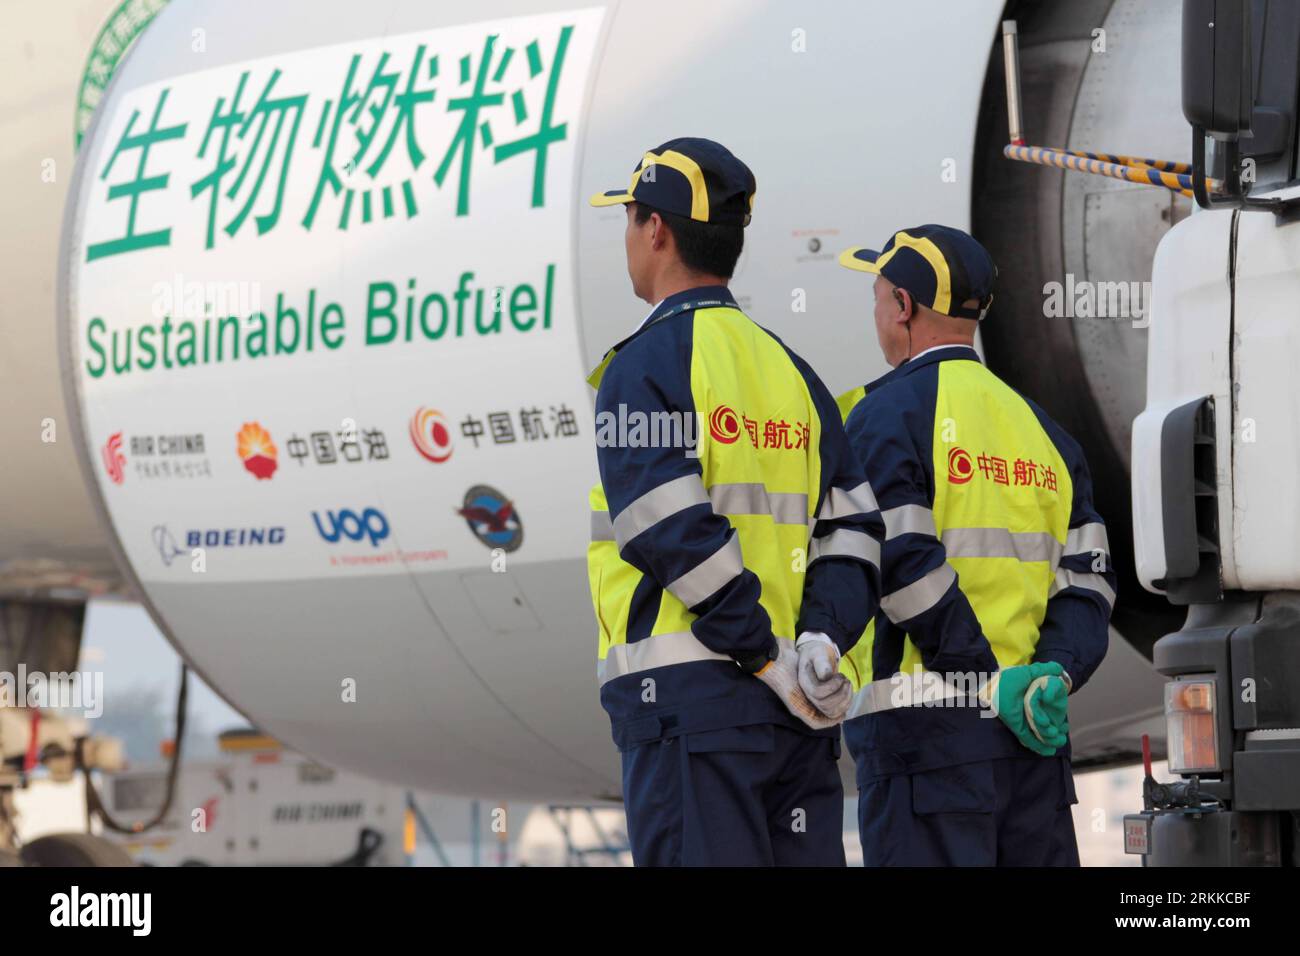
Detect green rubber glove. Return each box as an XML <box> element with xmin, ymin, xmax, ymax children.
<box><xmin>1031</xmin><ymin>672</ymin><xmax>1071</xmax><ymax>742</ymax></box>
<box><xmin>981</xmin><ymin>662</ymin><xmax>1068</xmax><ymax>756</ymax></box>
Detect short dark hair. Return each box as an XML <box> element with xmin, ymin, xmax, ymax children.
<box><xmin>633</xmin><ymin>202</ymin><xmax>744</xmax><ymax>278</ymax></box>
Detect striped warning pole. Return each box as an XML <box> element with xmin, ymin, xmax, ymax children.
<box><xmin>1001</xmin><ymin>145</ymin><xmax>1217</xmax><ymax>199</ymax></box>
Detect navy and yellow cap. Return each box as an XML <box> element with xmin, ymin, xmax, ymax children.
<box><xmin>589</xmin><ymin>137</ymin><xmax>756</xmax><ymax>227</ymax></box>
<box><xmin>839</xmin><ymin>224</ymin><xmax>997</xmax><ymax>320</ymax></box>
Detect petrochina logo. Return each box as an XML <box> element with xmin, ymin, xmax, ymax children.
<box><xmin>410</xmin><ymin>407</ymin><xmax>453</xmax><ymax>463</ymax></box>
<box><xmin>102</xmin><ymin>432</ymin><xmax>126</xmax><ymax>485</ymax></box>
<box><xmin>948</xmin><ymin>447</ymin><xmax>974</xmax><ymax>484</ymax></box>
<box><xmin>709</xmin><ymin>405</ymin><xmax>741</xmax><ymax>444</ymax></box>
<box><xmin>237</xmin><ymin>422</ymin><xmax>278</xmax><ymax>480</ymax></box>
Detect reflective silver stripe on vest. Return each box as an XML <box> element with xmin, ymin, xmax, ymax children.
<box><xmin>667</xmin><ymin>535</ymin><xmax>745</xmax><ymax>609</ymax></box>
<box><xmin>809</xmin><ymin>528</ymin><xmax>881</xmax><ymax>568</ymax></box>
<box><xmin>881</xmin><ymin>562</ymin><xmax>957</xmax><ymax>622</ymax></box>
<box><xmin>847</xmin><ymin>671</ymin><xmax>984</xmax><ymax>719</ymax></box>
<box><xmin>612</xmin><ymin>474</ymin><xmax>709</xmax><ymax>548</ymax></box>
<box><xmin>593</xmin><ymin>482</ymin><xmax>806</xmax><ymax>544</ymax></box>
<box><xmin>590</xmin><ymin>510</ymin><xmax>614</xmax><ymax>542</ymax></box>
<box><xmin>597</xmin><ymin>631</ymin><xmax>732</xmax><ymax>685</ymax></box>
<box><xmin>1049</xmin><ymin>568</ymin><xmax>1116</xmax><ymax>611</ymax></box>
<box><xmin>818</xmin><ymin>481</ymin><xmax>878</xmax><ymax>521</ymax></box>
<box><xmin>882</xmin><ymin>504</ymin><xmax>937</xmax><ymax>540</ymax></box>
<box><xmin>1064</xmin><ymin>522</ymin><xmax>1109</xmax><ymax>558</ymax></box>
<box><xmin>708</xmin><ymin>482</ymin><xmax>808</xmax><ymax>525</ymax></box>
<box><xmin>941</xmin><ymin>527</ymin><xmax>1063</xmax><ymax>565</ymax></box>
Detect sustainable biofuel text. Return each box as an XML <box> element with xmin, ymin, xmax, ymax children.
<box><xmin>83</xmin><ymin>266</ymin><xmax>556</xmax><ymax>378</ymax></box>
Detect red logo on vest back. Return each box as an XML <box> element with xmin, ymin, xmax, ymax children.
<box><xmin>947</xmin><ymin>447</ymin><xmax>973</xmax><ymax>484</ymax></box>
<box><xmin>709</xmin><ymin>405</ymin><xmax>741</xmax><ymax>444</ymax></box>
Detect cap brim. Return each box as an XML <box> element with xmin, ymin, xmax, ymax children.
<box><xmin>589</xmin><ymin>190</ymin><xmax>634</xmax><ymax>208</ymax></box>
<box><xmin>838</xmin><ymin>247</ymin><xmax>883</xmax><ymax>273</ymax></box>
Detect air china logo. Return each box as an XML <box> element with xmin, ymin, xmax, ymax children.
<box><xmin>708</xmin><ymin>405</ymin><xmax>740</xmax><ymax>444</ymax></box>
<box><xmin>410</xmin><ymin>407</ymin><xmax>453</xmax><ymax>463</ymax></box>
<box><xmin>237</xmin><ymin>422</ymin><xmax>278</xmax><ymax>479</ymax></box>
<box><xmin>312</xmin><ymin>507</ymin><xmax>390</xmax><ymax>548</ymax></box>
<box><xmin>102</xmin><ymin>432</ymin><xmax>126</xmax><ymax>484</ymax></box>
<box><xmin>106</xmin><ymin>432</ymin><xmax>211</xmax><ymax>481</ymax></box>
<box><xmin>947</xmin><ymin>447</ymin><xmax>974</xmax><ymax>484</ymax></box>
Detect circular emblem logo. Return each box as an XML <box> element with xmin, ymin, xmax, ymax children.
<box><xmin>410</xmin><ymin>407</ymin><xmax>453</xmax><ymax>463</ymax></box>
<box><xmin>709</xmin><ymin>405</ymin><xmax>741</xmax><ymax>444</ymax></box>
<box><xmin>947</xmin><ymin>447</ymin><xmax>973</xmax><ymax>484</ymax></box>
<box><xmin>457</xmin><ymin>485</ymin><xmax>523</xmax><ymax>553</ymax></box>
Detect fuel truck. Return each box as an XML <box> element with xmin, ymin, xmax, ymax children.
<box><xmin>1117</xmin><ymin>0</ymin><xmax>1300</xmax><ymax>866</ymax></box>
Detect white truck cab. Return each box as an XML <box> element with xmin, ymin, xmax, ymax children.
<box><xmin>1126</xmin><ymin>0</ymin><xmax>1300</xmax><ymax>865</ymax></box>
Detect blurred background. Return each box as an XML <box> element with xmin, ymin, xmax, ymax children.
<box><xmin>7</xmin><ymin>602</ymin><xmax>1148</xmax><ymax>865</ymax></box>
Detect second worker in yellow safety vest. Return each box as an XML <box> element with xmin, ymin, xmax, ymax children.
<box><xmin>585</xmin><ymin>137</ymin><xmax>884</xmax><ymax>865</ymax></box>
<box><xmin>835</xmin><ymin>224</ymin><xmax>1115</xmax><ymax>866</ymax></box>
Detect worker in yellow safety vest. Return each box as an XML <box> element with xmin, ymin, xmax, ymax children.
<box><xmin>835</xmin><ymin>224</ymin><xmax>1115</xmax><ymax>865</ymax></box>
<box><xmin>585</xmin><ymin>137</ymin><xmax>885</xmax><ymax>865</ymax></box>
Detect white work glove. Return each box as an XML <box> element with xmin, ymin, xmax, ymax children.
<box><xmin>796</xmin><ymin>631</ymin><xmax>852</xmax><ymax>721</ymax></box>
<box><xmin>754</xmin><ymin>637</ymin><xmax>840</xmax><ymax>730</ymax></box>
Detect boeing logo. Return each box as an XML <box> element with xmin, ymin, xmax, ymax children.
<box><xmin>186</xmin><ymin>527</ymin><xmax>287</xmax><ymax>548</ymax></box>
<box><xmin>152</xmin><ymin>525</ymin><xmax>184</xmax><ymax>566</ymax></box>
<box><xmin>153</xmin><ymin>524</ymin><xmax>286</xmax><ymax>565</ymax></box>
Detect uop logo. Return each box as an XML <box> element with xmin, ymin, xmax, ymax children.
<box><xmin>708</xmin><ymin>405</ymin><xmax>741</xmax><ymax>444</ymax></box>
<box><xmin>410</xmin><ymin>407</ymin><xmax>453</xmax><ymax>463</ymax></box>
<box><xmin>101</xmin><ymin>432</ymin><xmax>126</xmax><ymax>484</ymax></box>
<box><xmin>237</xmin><ymin>422</ymin><xmax>278</xmax><ymax>480</ymax></box>
<box><xmin>947</xmin><ymin>447</ymin><xmax>974</xmax><ymax>484</ymax></box>
<box><xmin>312</xmin><ymin>507</ymin><xmax>390</xmax><ymax>548</ymax></box>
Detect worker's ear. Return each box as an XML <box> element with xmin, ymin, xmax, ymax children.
<box><xmin>894</xmin><ymin>288</ymin><xmax>913</xmax><ymax>322</ymax></box>
<box><xmin>649</xmin><ymin>211</ymin><xmax>670</xmax><ymax>252</ymax></box>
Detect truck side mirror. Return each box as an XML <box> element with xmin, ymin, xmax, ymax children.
<box><xmin>1182</xmin><ymin>0</ymin><xmax>1253</xmax><ymax>140</ymax></box>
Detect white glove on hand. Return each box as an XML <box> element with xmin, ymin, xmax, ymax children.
<box><xmin>755</xmin><ymin>637</ymin><xmax>840</xmax><ymax>730</ymax></box>
<box><xmin>796</xmin><ymin>631</ymin><xmax>852</xmax><ymax>721</ymax></box>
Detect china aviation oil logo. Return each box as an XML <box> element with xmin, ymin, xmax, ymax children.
<box><xmin>102</xmin><ymin>432</ymin><xmax>126</xmax><ymax>484</ymax></box>
<box><xmin>708</xmin><ymin>405</ymin><xmax>740</xmax><ymax>444</ymax></box>
<box><xmin>237</xmin><ymin>422</ymin><xmax>278</xmax><ymax>479</ymax></box>
<box><xmin>947</xmin><ymin>447</ymin><xmax>974</xmax><ymax>484</ymax></box>
<box><xmin>707</xmin><ymin>404</ymin><xmax>810</xmax><ymax>450</ymax></box>
<box><xmin>458</xmin><ymin>485</ymin><xmax>522</xmax><ymax>552</ymax></box>
<box><xmin>410</xmin><ymin>407</ymin><xmax>453</xmax><ymax>463</ymax></box>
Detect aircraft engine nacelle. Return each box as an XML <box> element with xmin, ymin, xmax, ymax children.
<box><xmin>55</xmin><ymin>0</ymin><xmax>1179</xmax><ymax>797</ymax></box>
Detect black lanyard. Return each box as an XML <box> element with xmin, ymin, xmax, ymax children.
<box><xmin>641</xmin><ymin>297</ymin><xmax>732</xmax><ymax>332</ymax></box>
<box><xmin>591</xmin><ymin>298</ymin><xmax>735</xmax><ymax>388</ymax></box>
